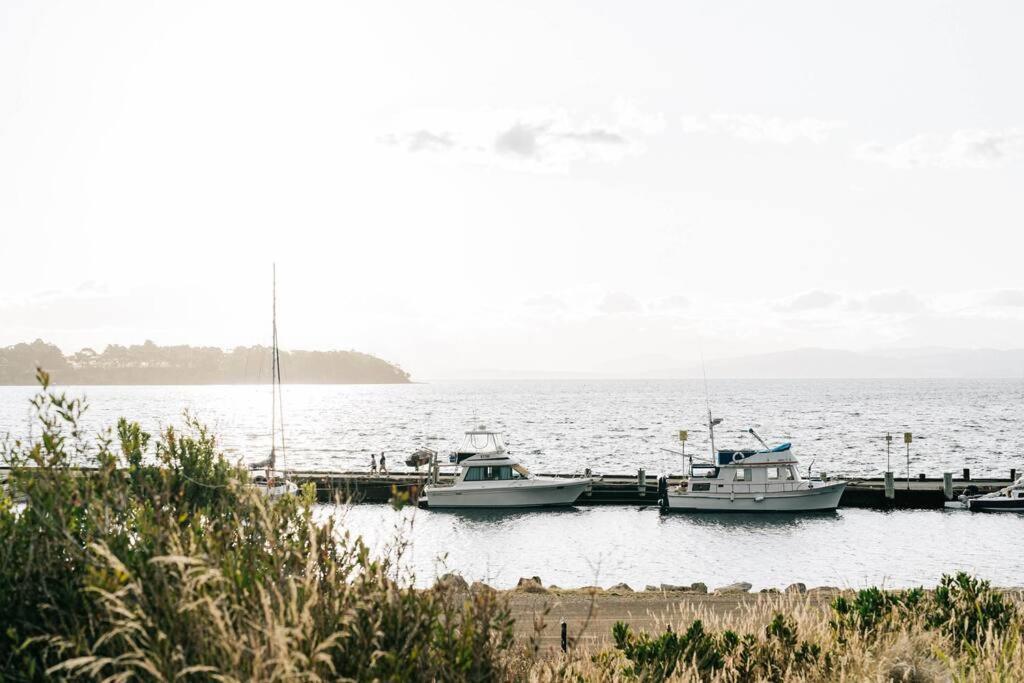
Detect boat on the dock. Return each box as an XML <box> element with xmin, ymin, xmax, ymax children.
<box><xmin>658</xmin><ymin>415</ymin><xmax>846</xmax><ymax>512</ymax></box>
<box><xmin>945</xmin><ymin>475</ymin><xmax>1024</xmax><ymax>512</ymax></box>
<box><xmin>420</xmin><ymin>427</ymin><xmax>593</xmax><ymax>508</ymax></box>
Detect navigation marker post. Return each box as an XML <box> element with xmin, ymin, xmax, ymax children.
<box><xmin>679</xmin><ymin>430</ymin><xmax>689</xmax><ymax>472</ymax></box>
<box><xmin>904</xmin><ymin>432</ymin><xmax>912</xmax><ymax>490</ymax></box>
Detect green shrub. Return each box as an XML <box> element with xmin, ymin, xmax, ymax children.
<box><xmin>0</xmin><ymin>371</ymin><xmax>514</xmax><ymax>681</ymax></box>
<box><xmin>928</xmin><ymin>572</ymin><xmax>1015</xmax><ymax>651</ymax></box>
<box><xmin>831</xmin><ymin>585</ymin><xmax>926</xmax><ymax>637</ymax></box>
<box><xmin>612</xmin><ymin>613</ymin><xmax>829</xmax><ymax>682</ymax></box>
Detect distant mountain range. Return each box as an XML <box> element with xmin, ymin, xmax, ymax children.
<box><xmin>445</xmin><ymin>347</ymin><xmax>1024</xmax><ymax>380</ymax></box>
<box><xmin>691</xmin><ymin>348</ymin><xmax>1024</xmax><ymax>379</ymax></box>
<box><xmin>0</xmin><ymin>340</ymin><xmax>411</xmax><ymax>385</ymax></box>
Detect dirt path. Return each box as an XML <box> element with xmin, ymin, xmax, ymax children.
<box><xmin>505</xmin><ymin>590</ymin><xmax>835</xmax><ymax>652</ymax></box>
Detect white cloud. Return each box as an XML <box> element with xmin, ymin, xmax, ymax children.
<box><xmin>987</xmin><ymin>290</ymin><xmax>1024</xmax><ymax>307</ymax></box>
<box><xmin>681</xmin><ymin>114</ymin><xmax>845</xmax><ymax>144</ymax></box>
<box><xmin>650</xmin><ymin>295</ymin><xmax>689</xmax><ymax>311</ymax></box>
<box><xmin>856</xmin><ymin>128</ymin><xmax>1024</xmax><ymax>169</ymax></box>
<box><xmin>598</xmin><ymin>292</ymin><xmax>643</xmax><ymax>314</ymax></box>
<box><xmin>380</xmin><ymin>104</ymin><xmax>660</xmax><ymax>171</ymax></box>
<box><xmin>776</xmin><ymin>290</ymin><xmax>841</xmax><ymax>311</ymax></box>
<box><xmin>850</xmin><ymin>290</ymin><xmax>927</xmax><ymax>314</ymax></box>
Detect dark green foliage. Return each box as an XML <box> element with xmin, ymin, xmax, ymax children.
<box><xmin>928</xmin><ymin>572</ymin><xmax>1016</xmax><ymax>650</ymax></box>
<box><xmin>829</xmin><ymin>574</ymin><xmax>1015</xmax><ymax>653</ymax></box>
<box><xmin>0</xmin><ymin>372</ymin><xmax>511</xmax><ymax>681</ymax></box>
<box><xmin>0</xmin><ymin>339</ymin><xmax>411</xmax><ymax>384</ymax></box>
<box><xmin>831</xmin><ymin>585</ymin><xmax>926</xmax><ymax>636</ymax></box>
<box><xmin>612</xmin><ymin>613</ymin><xmax>829</xmax><ymax>682</ymax></box>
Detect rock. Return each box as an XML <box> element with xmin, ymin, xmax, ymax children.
<box><xmin>785</xmin><ymin>582</ymin><xmax>807</xmax><ymax>594</ymax></box>
<box><xmin>808</xmin><ymin>586</ymin><xmax>840</xmax><ymax>595</ymax></box>
<box><xmin>689</xmin><ymin>582</ymin><xmax>708</xmax><ymax>594</ymax></box>
<box><xmin>609</xmin><ymin>583</ymin><xmax>634</xmax><ymax>593</ymax></box>
<box><xmin>715</xmin><ymin>582</ymin><xmax>752</xmax><ymax>594</ymax></box>
<box><xmin>516</xmin><ymin>577</ymin><xmax>548</xmax><ymax>594</ymax></box>
<box><xmin>435</xmin><ymin>572</ymin><xmax>469</xmax><ymax>592</ymax></box>
<box><xmin>644</xmin><ymin>585</ymin><xmax>661</xmax><ymax>592</ymax></box>
<box><xmin>760</xmin><ymin>588</ymin><xmax>780</xmax><ymax>594</ymax></box>
<box><xmin>578</xmin><ymin>585</ymin><xmax>604</xmax><ymax>595</ymax></box>
<box><xmin>470</xmin><ymin>581</ymin><xmax>495</xmax><ymax>595</ymax></box>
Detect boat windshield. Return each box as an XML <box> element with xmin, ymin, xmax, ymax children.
<box><xmin>691</xmin><ymin>463</ymin><xmax>719</xmax><ymax>478</ymax></box>
<box><xmin>513</xmin><ymin>463</ymin><xmax>531</xmax><ymax>479</ymax></box>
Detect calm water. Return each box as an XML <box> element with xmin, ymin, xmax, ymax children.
<box><xmin>331</xmin><ymin>504</ymin><xmax>1024</xmax><ymax>590</ymax></box>
<box><xmin>3</xmin><ymin>380</ymin><xmax>1024</xmax><ymax>588</ymax></box>
<box><xmin>2</xmin><ymin>379</ymin><xmax>1022</xmax><ymax>477</ymax></box>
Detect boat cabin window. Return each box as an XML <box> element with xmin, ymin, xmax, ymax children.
<box><xmin>784</xmin><ymin>467</ymin><xmax>796</xmax><ymax>481</ymax></box>
<box><xmin>734</xmin><ymin>467</ymin><xmax>752</xmax><ymax>482</ymax></box>
<box><xmin>766</xmin><ymin>467</ymin><xmax>779</xmax><ymax>480</ymax></box>
<box><xmin>692</xmin><ymin>483</ymin><xmax>711</xmax><ymax>492</ymax></box>
<box><xmin>464</xmin><ymin>465</ymin><xmax>513</xmax><ymax>481</ymax></box>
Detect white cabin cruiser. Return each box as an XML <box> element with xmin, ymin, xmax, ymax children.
<box><xmin>659</xmin><ymin>416</ymin><xmax>846</xmax><ymax>512</ymax></box>
<box><xmin>421</xmin><ymin>428</ymin><xmax>593</xmax><ymax>509</ymax></box>
<box><xmin>945</xmin><ymin>475</ymin><xmax>1024</xmax><ymax>512</ymax></box>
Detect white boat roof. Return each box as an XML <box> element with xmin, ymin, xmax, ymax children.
<box><xmin>457</xmin><ymin>427</ymin><xmax>507</xmax><ymax>455</ymax></box>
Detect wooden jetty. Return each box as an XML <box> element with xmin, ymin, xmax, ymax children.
<box><xmin>288</xmin><ymin>470</ymin><xmax>1014</xmax><ymax>510</ymax></box>
<box><xmin>2</xmin><ymin>467</ymin><xmax>1014</xmax><ymax>510</ymax></box>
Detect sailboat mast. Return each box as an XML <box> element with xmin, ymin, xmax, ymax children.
<box><xmin>270</xmin><ymin>264</ymin><xmax>277</xmax><ymax>469</ymax></box>
<box><xmin>274</xmin><ymin>267</ymin><xmax>286</xmax><ymax>470</ymax></box>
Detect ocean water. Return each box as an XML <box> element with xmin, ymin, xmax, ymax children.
<box><xmin>3</xmin><ymin>379</ymin><xmax>1023</xmax><ymax>588</ymax></box>
<box><xmin>331</xmin><ymin>504</ymin><xmax>1024</xmax><ymax>590</ymax></box>
<box><xmin>2</xmin><ymin>379</ymin><xmax>1022</xmax><ymax>478</ymax></box>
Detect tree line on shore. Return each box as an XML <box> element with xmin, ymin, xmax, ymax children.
<box><xmin>0</xmin><ymin>339</ymin><xmax>411</xmax><ymax>385</ymax></box>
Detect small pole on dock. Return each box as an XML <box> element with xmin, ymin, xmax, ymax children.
<box><xmin>904</xmin><ymin>432</ymin><xmax>912</xmax><ymax>490</ymax></box>
<box><xmin>1012</xmin><ymin>468</ymin><xmax>1017</xmax><ymax>482</ymax></box>
<box><xmin>638</xmin><ymin>468</ymin><xmax>646</xmax><ymax>496</ymax></box>
<box><xmin>943</xmin><ymin>471</ymin><xmax>953</xmax><ymax>500</ymax></box>
<box><xmin>679</xmin><ymin>430</ymin><xmax>688</xmax><ymax>471</ymax></box>
<box><xmin>885</xmin><ymin>433</ymin><xmax>892</xmax><ymax>472</ymax></box>
<box><xmin>560</xmin><ymin>621</ymin><xmax>568</xmax><ymax>653</ymax></box>
<box><xmin>884</xmin><ymin>471</ymin><xmax>895</xmax><ymax>499</ymax></box>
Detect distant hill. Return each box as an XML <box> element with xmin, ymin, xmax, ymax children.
<box><xmin>693</xmin><ymin>347</ymin><xmax>1024</xmax><ymax>379</ymax></box>
<box><xmin>0</xmin><ymin>340</ymin><xmax>411</xmax><ymax>385</ymax></box>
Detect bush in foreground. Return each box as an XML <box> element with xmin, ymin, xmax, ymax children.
<box><xmin>0</xmin><ymin>373</ymin><xmax>512</xmax><ymax>681</ymax></box>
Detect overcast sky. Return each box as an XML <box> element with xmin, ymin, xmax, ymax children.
<box><xmin>2</xmin><ymin>1</ymin><xmax>1023</xmax><ymax>378</ymax></box>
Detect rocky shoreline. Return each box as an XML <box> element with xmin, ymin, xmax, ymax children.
<box><xmin>434</xmin><ymin>572</ymin><xmax>845</xmax><ymax>596</ymax></box>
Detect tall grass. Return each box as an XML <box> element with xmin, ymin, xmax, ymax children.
<box><xmin>530</xmin><ymin>577</ymin><xmax>1024</xmax><ymax>681</ymax></box>
<box><xmin>0</xmin><ymin>372</ymin><xmax>513</xmax><ymax>681</ymax></box>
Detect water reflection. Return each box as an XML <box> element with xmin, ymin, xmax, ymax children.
<box><xmin>661</xmin><ymin>510</ymin><xmax>840</xmax><ymax>531</ymax></box>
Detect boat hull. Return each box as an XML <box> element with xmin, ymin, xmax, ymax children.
<box><xmin>422</xmin><ymin>478</ymin><xmax>590</xmax><ymax>509</ymax></box>
<box><xmin>663</xmin><ymin>482</ymin><xmax>847</xmax><ymax>512</ymax></box>
<box><xmin>967</xmin><ymin>498</ymin><xmax>1024</xmax><ymax>512</ymax></box>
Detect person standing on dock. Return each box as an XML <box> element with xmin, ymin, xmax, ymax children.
<box><xmin>379</xmin><ymin>451</ymin><xmax>388</xmax><ymax>473</ymax></box>
<box><xmin>370</xmin><ymin>453</ymin><xmax>377</xmax><ymax>474</ymax></box>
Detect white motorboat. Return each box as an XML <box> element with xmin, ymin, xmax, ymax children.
<box><xmin>659</xmin><ymin>414</ymin><xmax>846</xmax><ymax>512</ymax></box>
<box><xmin>945</xmin><ymin>475</ymin><xmax>1024</xmax><ymax>512</ymax></box>
<box><xmin>421</xmin><ymin>428</ymin><xmax>593</xmax><ymax>509</ymax></box>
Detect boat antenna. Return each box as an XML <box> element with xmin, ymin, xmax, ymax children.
<box><xmin>700</xmin><ymin>348</ymin><xmax>721</xmax><ymax>463</ymax></box>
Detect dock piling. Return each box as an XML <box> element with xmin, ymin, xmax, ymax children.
<box><xmin>884</xmin><ymin>471</ymin><xmax>895</xmax><ymax>499</ymax></box>
<box><xmin>943</xmin><ymin>472</ymin><xmax>953</xmax><ymax>500</ymax></box>
<box><xmin>1012</xmin><ymin>468</ymin><xmax>1017</xmax><ymax>481</ymax></box>
<box><xmin>963</xmin><ymin>468</ymin><xmax>970</xmax><ymax>481</ymax></box>
<box><xmin>637</xmin><ymin>468</ymin><xmax>646</xmax><ymax>496</ymax></box>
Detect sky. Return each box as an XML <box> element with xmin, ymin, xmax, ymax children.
<box><xmin>1</xmin><ymin>0</ymin><xmax>1023</xmax><ymax>378</ymax></box>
